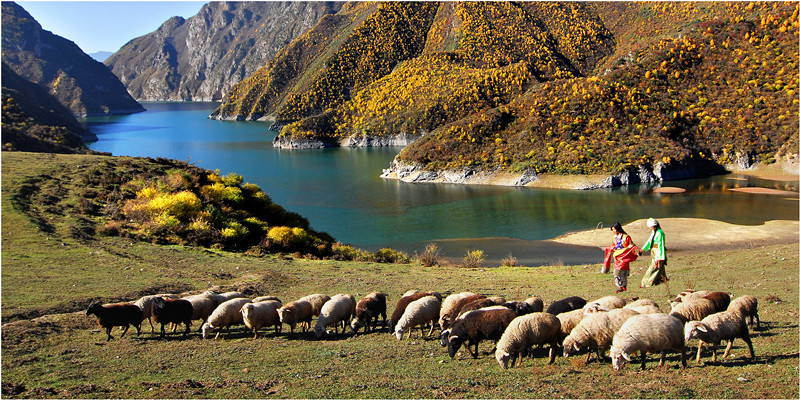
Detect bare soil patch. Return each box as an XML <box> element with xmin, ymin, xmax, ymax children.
<box><xmin>653</xmin><ymin>187</ymin><xmax>686</xmax><ymax>193</ymax></box>
<box><xmin>729</xmin><ymin>187</ymin><xmax>798</xmax><ymax>196</ymax></box>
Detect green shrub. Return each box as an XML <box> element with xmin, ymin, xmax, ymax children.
<box><xmin>332</xmin><ymin>243</ymin><xmax>373</xmax><ymax>262</ymax></box>
<box><xmin>462</xmin><ymin>249</ymin><xmax>485</xmax><ymax>268</ymax></box>
<box><xmin>374</xmin><ymin>248</ymin><xmax>411</xmax><ymax>264</ymax></box>
<box><xmin>417</xmin><ymin>243</ymin><xmax>442</xmax><ymax>267</ymax></box>
<box><xmin>200</xmin><ymin>182</ymin><xmax>244</xmax><ymax>204</ymax></box>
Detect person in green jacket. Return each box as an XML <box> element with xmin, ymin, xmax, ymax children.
<box><xmin>638</xmin><ymin>218</ymin><xmax>668</xmax><ymax>287</ymax></box>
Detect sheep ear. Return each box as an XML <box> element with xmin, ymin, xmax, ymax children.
<box><xmin>622</xmin><ymin>351</ymin><xmax>631</xmax><ymax>361</ymax></box>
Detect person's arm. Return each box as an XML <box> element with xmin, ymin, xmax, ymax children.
<box><xmin>640</xmin><ymin>232</ymin><xmax>654</xmax><ymax>254</ymax></box>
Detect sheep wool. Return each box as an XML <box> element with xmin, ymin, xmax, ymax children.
<box><xmin>182</xmin><ymin>293</ymin><xmax>218</xmax><ymax>328</ymax></box>
<box><xmin>563</xmin><ymin>308</ymin><xmax>639</xmax><ymax>362</ymax></box>
<box><xmin>242</xmin><ymin>300</ymin><xmax>282</xmax><ymax>338</ymax></box>
<box><xmin>351</xmin><ymin>292</ymin><xmax>388</xmax><ymax>334</ymax></box>
<box><xmin>684</xmin><ymin>310</ymin><xmax>754</xmax><ymax>362</ymax></box>
<box><xmin>314</xmin><ymin>294</ymin><xmax>357</xmax><ymax>338</ymax></box>
<box><xmin>446</xmin><ymin>307</ymin><xmax>517</xmax><ymax>359</ymax></box>
<box><xmin>546</xmin><ymin>296</ymin><xmax>587</xmax><ymax>315</ymax></box>
<box><xmin>496</xmin><ymin>312</ymin><xmax>561</xmax><ymax>368</ymax></box>
<box><xmin>609</xmin><ymin>313</ymin><xmax>687</xmax><ymax>370</ymax></box>
<box><xmin>299</xmin><ymin>293</ymin><xmax>332</xmax><ymax>317</ymax></box>
<box><xmin>556</xmin><ymin>308</ymin><xmax>586</xmax><ymax>341</ymax></box>
<box><xmin>277</xmin><ymin>300</ymin><xmax>315</xmax><ymax>334</ymax></box>
<box><xmin>202</xmin><ymin>298</ymin><xmax>252</xmax><ymax>339</ymax></box>
<box><xmin>389</xmin><ymin>291</ymin><xmax>434</xmax><ymax>332</ymax></box>
<box><xmin>439</xmin><ymin>292</ymin><xmax>476</xmax><ymax>330</ymax></box>
<box><xmin>727</xmin><ymin>295</ymin><xmax>760</xmax><ymax>328</ymax></box>
<box><xmin>623</xmin><ymin>298</ymin><xmax>660</xmax><ymax>311</ymax></box>
<box><xmin>523</xmin><ymin>296</ymin><xmax>544</xmax><ymax>313</ymax></box>
<box><xmin>395</xmin><ymin>295</ymin><xmax>441</xmax><ymax>340</ymax></box>
<box><xmin>585</xmin><ymin>295</ymin><xmax>626</xmax><ymax>310</ymax></box>
<box><xmin>669</xmin><ymin>298</ymin><xmax>716</xmax><ymax>324</ymax></box>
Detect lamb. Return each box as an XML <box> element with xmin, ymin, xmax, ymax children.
<box><xmin>277</xmin><ymin>299</ymin><xmax>315</xmax><ymax>334</ymax></box>
<box><xmin>299</xmin><ymin>293</ymin><xmax>331</xmax><ymax>316</ymax></box>
<box><xmin>152</xmin><ymin>297</ymin><xmax>193</xmax><ymax>338</ymax></box>
<box><xmin>556</xmin><ymin>308</ymin><xmax>586</xmax><ymax>342</ymax></box>
<box><xmin>444</xmin><ymin>306</ymin><xmax>517</xmax><ymax>358</ymax></box>
<box><xmin>394</xmin><ymin>295</ymin><xmax>441</xmax><ymax>340</ymax></box>
<box><xmin>182</xmin><ymin>293</ymin><xmax>217</xmax><ymax>329</ymax></box>
<box><xmin>728</xmin><ymin>295</ymin><xmax>760</xmax><ymax>328</ymax></box>
<box><xmin>314</xmin><ymin>294</ymin><xmax>357</xmax><ymax>338</ymax></box>
<box><xmin>439</xmin><ymin>292</ymin><xmax>477</xmax><ymax>330</ymax></box>
<box><xmin>495</xmin><ymin>312</ymin><xmax>561</xmax><ymax>368</ymax></box>
<box><xmin>241</xmin><ymin>300</ymin><xmax>282</xmax><ymax>338</ymax></box>
<box><xmin>201</xmin><ymin>298</ymin><xmax>252</xmax><ymax>339</ymax></box>
<box><xmin>85</xmin><ymin>302</ymin><xmax>142</xmax><ymax>341</ymax></box>
<box><xmin>563</xmin><ymin>308</ymin><xmax>640</xmax><ymax>362</ymax></box>
<box><xmin>350</xmin><ymin>292</ymin><xmax>387</xmax><ymax>334</ymax></box>
<box><xmin>684</xmin><ymin>310</ymin><xmax>755</xmax><ymax>363</ymax></box>
<box><xmin>133</xmin><ymin>294</ymin><xmax>179</xmax><ymax>332</ymax></box>
<box><xmin>669</xmin><ymin>298</ymin><xmax>717</xmax><ymax>324</ymax></box>
<box><xmin>390</xmin><ymin>291</ymin><xmax>436</xmax><ymax>332</ymax></box>
<box><xmin>609</xmin><ymin>313</ymin><xmax>687</xmax><ymax>370</ymax></box>
<box><xmin>546</xmin><ymin>296</ymin><xmax>587</xmax><ymax>315</ymax></box>
<box><xmin>584</xmin><ymin>295</ymin><xmax>626</xmax><ymax>311</ymax></box>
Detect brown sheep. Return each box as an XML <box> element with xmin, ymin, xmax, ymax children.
<box><xmin>351</xmin><ymin>292</ymin><xmax>388</xmax><ymax>334</ymax></box>
<box><xmin>444</xmin><ymin>307</ymin><xmax>517</xmax><ymax>359</ymax></box>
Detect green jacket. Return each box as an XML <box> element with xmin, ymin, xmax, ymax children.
<box><xmin>641</xmin><ymin>228</ymin><xmax>667</xmax><ymax>261</ymax></box>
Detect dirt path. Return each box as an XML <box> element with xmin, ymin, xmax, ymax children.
<box><xmin>550</xmin><ymin>218</ymin><xmax>799</xmax><ymax>254</ymax></box>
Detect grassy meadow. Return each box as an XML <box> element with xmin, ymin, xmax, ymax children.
<box><xmin>2</xmin><ymin>152</ymin><xmax>798</xmax><ymax>398</ymax></box>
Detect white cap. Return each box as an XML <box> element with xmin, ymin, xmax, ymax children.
<box><xmin>647</xmin><ymin>218</ymin><xmax>659</xmax><ymax>227</ymax></box>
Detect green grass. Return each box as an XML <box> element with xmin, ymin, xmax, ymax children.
<box><xmin>2</xmin><ymin>152</ymin><xmax>798</xmax><ymax>398</ymax></box>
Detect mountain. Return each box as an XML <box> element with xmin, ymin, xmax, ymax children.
<box><xmin>1</xmin><ymin>62</ymin><xmax>96</xmax><ymax>154</ymax></box>
<box><xmin>89</xmin><ymin>51</ymin><xmax>113</xmax><ymax>62</ymax></box>
<box><xmin>1</xmin><ymin>2</ymin><xmax>144</xmax><ymax>117</ymax></box>
<box><xmin>105</xmin><ymin>1</ymin><xmax>343</xmax><ymax>101</ymax></box>
<box><xmin>213</xmin><ymin>1</ymin><xmax>799</xmax><ymax>184</ymax></box>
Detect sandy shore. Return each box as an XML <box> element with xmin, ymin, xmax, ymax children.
<box><xmin>550</xmin><ymin>218</ymin><xmax>799</xmax><ymax>253</ymax></box>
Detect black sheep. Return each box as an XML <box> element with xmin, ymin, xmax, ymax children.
<box><xmin>501</xmin><ymin>301</ymin><xmax>539</xmax><ymax>316</ymax></box>
<box><xmin>443</xmin><ymin>307</ymin><xmax>517</xmax><ymax>358</ymax></box>
<box><xmin>86</xmin><ymin>302</ymin><xmax>142</xmax><ymax>341</ymax></box>
<box><xmin>351</xmin><ymin>292</ymin><xmax>388</xmax><ymax>334</ymax></box>
<box><xmin>152</xmin><ymin>297</ymin><xmax>193</xmax><ymax>338</ymax></box>
<box><xmin>545</xmin><ymin>296</ymin><xmax>587</xmax><ymax>315</ymax></box>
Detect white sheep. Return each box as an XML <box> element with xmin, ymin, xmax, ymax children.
<box><xmin>684</xmin><ymin>310</ymin><xmax>755</xmax><ymax>363</ymax></box>
<box><xmin>673</xmin><ymin>289</ymin><xmax>710</xmax><ymax>303</ymax></box>
<box><xmin>563</xmin><ymin>308</ymin><xmax>639</xmax><ymax>362</ymax></box>
<box><xmin>495</xmin><ymin>312</ymin><xmax>561</xmax><ymax>368</ymax></box>
<box><xmin>314</xmin><ymin>294</ymin><xmax>356</xmax><ymax>338</ymax></box>
<box><xmin>182</xmin><ymin>293</ymin><xmax>218</xmax><ymax>329</ymax></box>
<box><xmin>585</xmin><ymin>295</ymin><xmax>626</xmax><ymax>310</ymax></box>
<box><xmin>394</xmin><ymin>295</ymin><xmax>441</xmax><ymax>340</ymax></box>
<box><xmin>203</xmin><ymin>290</ymin><xmax>246</xmax><ymax>307</ymax></box>
<box><xmin>201</xmin><ymin>298</ymin><xmax>252</xmax><ymax>339</ymax></box>
<box><xmin>299</xmin><ymin>293</ymin><xmax>331</xmax><ymax>316</ymax></box>
<box><xmin>728</xmin><ymin>295</ymin><xmax>759</xmax><ymax>328</ymax></box>
<box><xmin>252</xmin><ymin>296</ymin><xmax>281</xmax><ymax>303</ymax></box>
<box><xmin>241</xmin><ymin>300</ymin><xmax>282</xmax><ymax>338</ymax></box>
<box><xmin>134</xmin><ymin>294</ymin><xmax>179</xmax><ymax>332</ymax></box>
<box><xmin>439</xmin><ymin>292</ymin><xmax>476</xmax><ymax>330</ymax></box>
<box><xmin>624</xmin><ymin>298</ymin><xmax>660</xmax><ymax>310</ymax></box>
<box><xmin>669</xmin><ymin>298</ymin><xmax>716</xmax><ymax>324</ymax></box>
<box><xmin>556</xmin><ymin>308</ymin><xmax>586</xmax><ymax>342</ymax></box>
<box><xmin>609</xmin><ymin>313</ymin><xmax>687</xmax><ymax>370</ymax></box>
<box><xmin>625</xmin><ymin>304</ymin><xmax>662</xmax><ymax>314</ymax></box>
<box><xmin>277</xmin><ymin>300</ymin><xmax>315</xmax><ymax>334</ymax></box>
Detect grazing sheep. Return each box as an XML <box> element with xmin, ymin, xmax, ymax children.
<box><xmin>201</xmin><ymin>298</ymin><xmax>252</xmax><ymax>339</ymax></box>
<box><xmin>457</xmin><ymin>298</ymin><xmax>504</xmax><ymax>317</ymax></box>
<box><xmin>350</xmin><ymin>292</ymin><xmax>388</xmax><ymax>334</ymax></box>
<box><xmin>394</xmin><ymin>295</ymin><xmax>441</xmax><ymax>340</ymax></box>
<box><xmin>684</xmin><ymin>310</ymin><xmax>755</xmax><ymax>363</ymax></box>
<box><xmin>609</xmin><ymin>313</ymin><xmax>687</xmax><ymax>370</ymax></box>
<box><xmin>728</xmin><ymin>295</ymin><xmax>760</xmax><ymax>328</ymax></box>
<box><xmin>241</xmin><ymin>300</ymin><xmax>282</xmax><ymax>338</ymax></box>
<box><xmin>673</xmin><ymin>289</ymin><xmax>710</xmax><ymax>303</ymax></box>
<box><xmin>501</xmin><ymin>301</ymin><xmax>540</xmax><ymax>317</ymax></box>
<box><xmin>584</xmin><ymin>296</ymin><xmax>626</xmax><ymax>311</ymax></box>
<box><xmin>85</xmin><ymin>302</ymin><xmax>142</xmax><ymax>341</ymax></box>
<box><xmin>669</xmin><ymin>298</ymin><xmax>716</xmax><ymax>324</ymax></box>
<box><xmin>133</xmin><ymin>294</ymin><xmax>179</xmax><ymax>332</ymax></box>
<box><xmin>252</xmin><ymin>296</ymin><xmax>282</xmax><ymax>303</ymax></box>
<box><xmin>546</xmin><ymin>296</ymin><xmax>587</xmax><ymax>315</ymax></box>
<box><xmin>277</xmin><ymin>300</ymin><xmax>315</xmax><ymax>334</ymax></box>
<box><xmin>523</xmin><ymin>296</ymin><xmax>544</xmax><ymax>313</ymax></box>
<box><xmin>702</xmin><ymin>292</ymin><xmax>731</xmax><ymax>313</ymax></box>
<box><xmin>563</xmin><ymin>308</ymin><xmax>639</xmax><ymax>362</ymax></box>
<box><xmin>495</xmin><ymin>312</ymin><xmax>561</xmax><ymax>368</ymax></box>
<box><xmin>439</xmin><ymin>292</ymin><xmax>477</xmax><ymax>330</ymax></box>
<box><xmin>299</xmin><ymin>293</ymin><xmax>332</xmax><ymax>317</ymax></box>
<box><xmin>152</xmin><ymin>298</ymin><xmax>193</xmax><ymax>338</ymax></box>
<box><xmin>314</xmin><ymin>294</ymin><xmax>357</xmax><ymax>338</ymax></box>
<box><xmin>390</xmin><ymin>291</ymin><xmax>436</xmax><ymax>332</ymax></box>
<box><xmin>182</xmin><ymin>293</ymin><xmax>217</xmax><ymax>329</ymax></box>
<box><xmin>444</xmin><ymin>306</ymin><xmax>517</xmax><ymax>358</ymax></box>
<box><xmin>556</xmin><ymin>308</ymin><xmax>586</xmax><ymax>342</ymax></box>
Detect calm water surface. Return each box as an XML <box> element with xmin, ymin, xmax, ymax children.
<box><xmin>84</xmin><ymin>103</ymin><xmax>799</xmax><ymax>265</ymax></box>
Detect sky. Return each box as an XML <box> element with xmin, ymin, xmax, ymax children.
<box><xmin>16</xmin><ymin>1</ymin><xmax>207</xmax><ymax>54</ymax></box>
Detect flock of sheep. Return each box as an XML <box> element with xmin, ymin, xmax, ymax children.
<box><xmin>85</xmin><ymin>288</ymin><xmax>760</xmax><ymax>370</ymax></box>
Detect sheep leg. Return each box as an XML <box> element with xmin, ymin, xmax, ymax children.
<box><xmin>721</xmin><ymin>340</ymin><xmax>732</xmax><ymax>359</ymax></box>
<box><xmin>253</xmin><ymin>329</ymin><xmax>259</xmax><ymax>339</ymax></box>
<box><xmin>548</xmin><ymin>344</ymin><xmax>557</xmax><ymax>365</ymax></box>
<box><xmin>680</xmin><ymin>346</ymin><xmax>687</xmax><ymax>368</ymax></box>
<box><xmin>160</xmin><ymin>323</ymin><xmax>167</xmax><ymax>339</ymax></box>
<box><xmin>135</xmin><ymin>323</ymin><xmax>141</xmax><ymax>336</ymax></box>
<box><xmin>640</xmin><ymin>352</ymin><xmax>647</xmax><ymax>370</ymax></box>
<box><xmin>658</xmin><ymin>350</ymin><xmax>666</xmax><ymax>367</ymax></box>
<box><xmin>513</xmin><ymin>353</ymin><xmax>522</xmax><ymax>368</ymax></box>
<box><xmin>183</xmin><ymin>321</ymin><xmax>190</xmax><ymax>338</ymax></box>
<box><xmin>105</xmin><ymin>326</ymin><xmax>114</xmax><ymax>341</ymax></box>
<box><xmin>468</xmin><ymin>342</ymin><xmax>479</xmax><ymax>359</ymax></box>
<box><xmin>148</xmin><ymin>317</ymin><xmax>155</xmax><ymax>332</ymax></box>
<box><xmin>742</xmin><ymin>333</ymin><xmax>755</xmax><ymax>358</ymax></box>
<box><xmin>427</xmin><ymin>322</ymin><xmax>436</xmax><ymax>337</ymax></box>
<box><xmin>695</xmin><ymin>342</ymin><xmax>703</xmax><ymax>363</ymax></box>
<box><xmin>754</xmin><ymin>313</ymin><xmax>760</xmax><ymax>329</ymax></box>
<box><xmin>120</xmin><ymin>324</ymin><xmax>131</xmax><ymax>339</ymax></box>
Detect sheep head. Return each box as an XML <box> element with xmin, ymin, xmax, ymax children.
<box><xmin>495</xmin><ymin>350</ymin><xmax>511</xmax><ymax>369</ymax></box>
<box><xmin>684</xmin><ymin>321</ymin><xmax>708</xmax><ymax>341</ymax></box>
<box><xmin>447</xmin><ymin>335</ymin><xmax>464</xmax><ymax>358</ymax></box>
<box><xmin>609</xmin><ymin>345</ymin><xmax>629</xmax><ymax>370</ymax></box>
<box><xmin>201</xmin><ymin>322</ymin><xmax>215</xmax><ymax>339</ymax></box>
<box><xmin>393</xmin><ymin>328</ymin><xmax>405</xmax><ymax>340</ymax></box>
<box><xmin>439</xmin><ymin>329</ymin><xmax>451</xmax><ymax>347</ymax></box>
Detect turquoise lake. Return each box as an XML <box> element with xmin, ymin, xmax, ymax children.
<box><xmin>84</xmin><ymin>102</ymin><xmax>799</xmax><ymax>266</ymax></box>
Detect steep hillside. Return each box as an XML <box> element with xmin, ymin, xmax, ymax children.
<box><xmin>214</xmin><ymin>1</ymin><xmax>798</xmax><ymax>184</ymax></box>
<box><xmin>1</xmin><ymin>2</ymin><xmax>144</xmax><ymax>117</ymax></box>
<box><xmin>105</xmin><ymin>1</ymin><xmax>342</xmax><ymax>101</ymax></box>
<box><xmin>1</xmin><ymin>62</ymin><xmax>96</xmax><ymax>154</ymax></box>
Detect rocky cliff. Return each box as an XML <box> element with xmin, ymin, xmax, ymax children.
<box><xmin>105</xmin><ymin>1</ymin><xmax>342</xmax><ymax>101</ymax></box>
<box><xmin>1</xmin><ymin>2</ymin><xmax>144</xmax><ymax>117</ymax></box>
